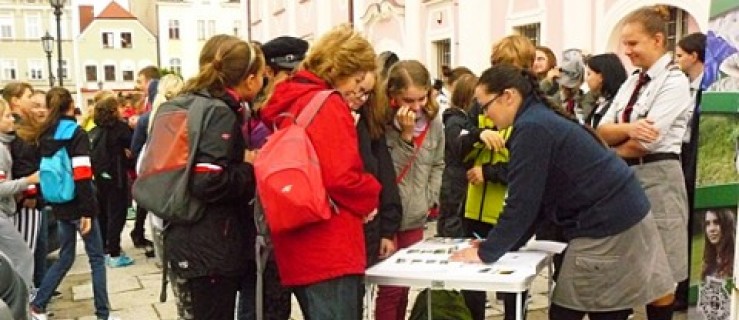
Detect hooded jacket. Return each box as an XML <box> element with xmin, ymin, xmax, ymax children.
<box><xmin>164</xmin><ymin>91</ymin><xmax>256</xmax><ymax>279</ymax></box>
<box><xmin>260</xmin><ymin>70</ymin><xmax>381</xmax><ymax>286</ymax></box>
<box><xmin>38</xmin><ymin>116</ymin><xmax>97</xmax><ymax>220</ymax></box>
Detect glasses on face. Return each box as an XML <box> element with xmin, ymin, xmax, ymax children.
<box><xmin>480</xmin><ymin>94</ymin><xmax>501</xmax><ymax>112</ymax></box>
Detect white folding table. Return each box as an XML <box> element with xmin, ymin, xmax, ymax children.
<box><xmin>364</xmin><ymin>238</ymin><xmax>562</xmax><ymax>320</ymax></box>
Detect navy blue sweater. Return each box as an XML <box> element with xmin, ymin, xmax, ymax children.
<box><xmin>478</xmin><ymin>98</ymin><xmax>650</xmax><ymax>263</ymax></box>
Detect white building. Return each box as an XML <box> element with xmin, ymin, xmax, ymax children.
<box><xmin>74</xmin><ymin>1</ymin><xmax>156</xmax><ymax>104</ymax></box>
<box><xmin>0</xmin><ymin>0</ymin><xmax>76</xmax><ymax>92</ymax></box>
<box><xmin>130</xmin><ymin>0</ymin><xmax>243</xmax><ymax>79</ymax></box>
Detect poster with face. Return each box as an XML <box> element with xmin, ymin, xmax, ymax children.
<box><xmin>689</xmin><ymin>1</ymin><xmax>739</xmax><ymax>319</ymax></box>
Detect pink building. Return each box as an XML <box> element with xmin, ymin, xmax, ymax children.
<box><xmin>247</xmin><ymin>0</ymin><xmax>709</xmax><ymax>77</ymax></box>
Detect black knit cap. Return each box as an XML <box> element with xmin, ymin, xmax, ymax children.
<box><xmin>261</xmin><ymin>36</ymin><xmax>309</xmax><ymax>71</ymax></box>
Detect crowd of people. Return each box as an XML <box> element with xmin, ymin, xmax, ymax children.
<box><xmin>0</xmin><ymin>4</ymin><xmax>716</xmax><ymax>320</ymax></box>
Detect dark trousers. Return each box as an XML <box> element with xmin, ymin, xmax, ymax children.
<box><xmin>238</xmin><ymin>260</ymin><xmax>292</xmax><ymax>320</ymax></box>
<box><xmin>549</xmin><ymin>304</ymin><xmax>631</xmax><ymax>320</ymax></box>
<box><xmin>186</xmin><ymin>276</ymin><xmax>241</xmax><ymax>320</ymax></box>
<box><xmin>463</xmin><ymin>218</ymin><xmax>528</xmax><ymax>320</ymax></box>
<box><xmin>96</xmin><ymin>179</ymin><xmax>128</xmax><ymax>257</ymax></box>
<box><xmin>294</xmin><ymin>275</ymin><xmax>361</xmax><ymax>320</ymax></box>
<box><xmin>131</xmin><ymin>204</ymin><xmax>148</xmax><ymax>240</ymax></box>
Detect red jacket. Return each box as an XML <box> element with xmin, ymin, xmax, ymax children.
<box><xmin>261</xmin><ymin>70</ymin><xmax>381</xmax><ymax>286</ymax></box>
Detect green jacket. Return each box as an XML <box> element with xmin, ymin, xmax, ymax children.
<box><xmin>464</xmin><ymin>115</ymin><xmax>511</xmax><ymax>225</ymax></box>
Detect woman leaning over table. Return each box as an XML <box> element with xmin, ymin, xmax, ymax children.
<box><xmin>451</xmin><ymin>64</ymin><xmax>674</xmax><ymax>320</ymax></box>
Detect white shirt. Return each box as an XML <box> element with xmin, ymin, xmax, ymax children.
<box><xmin>601</xmin><ymin>53</ymin><xmax>692</xmax><ymax>154</ymax></box>
<box><xmin>683</xmin><ymin>71</ymin><xmax>704</xmax><ymax>142</ymax></box>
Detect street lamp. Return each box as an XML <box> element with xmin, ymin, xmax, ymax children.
<box><xmin>41</xmin><ymin>31</ymin><xmax>55</xmax><ymax>87</ymax></box>
<box><xmin>50</xmin><ymin>0</ymin><xmax>66</xmax><ymax>87</ymax></box>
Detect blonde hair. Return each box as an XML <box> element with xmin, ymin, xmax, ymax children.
<box><xmin>0</xmin><ymin>98</ymin><xmax>9</xmax><ymax>117</ymax></box>
<box><xmin>623</xmin><ymin>5</ymin><xmax>670</xmax><ymax>49</ymax></box>
<box><xmin>386</xmin><ymin>60</ymin><xmax>440</xmax><ymax>121</ymax></box>
<box><xmin>491</xmin><ymin>35</ymin><xmax>536</xmax><ymax>69</ymax></box>
<box><xmin>148</xmin><ymin>74</ymin><xmax>184</xmax><ymax>133</ymax></box>
<box><xmin>300</xmin><ymin>24</ymin><xmax>377</xmax><ymax>86</ymax></box>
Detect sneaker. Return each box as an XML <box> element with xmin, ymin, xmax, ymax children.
<box><xmin>132</xmin><ymin>237</ymin><xmax>153</xmax><ymax>249</ymax></box>
<box><xmin>30</xmin><ymin>305</ymin><xmax>48</xmax><ymax>320</ymax></box>
<box><xmin>107</xmin><ymin>254</ymin><xmax>134</xmax><ymax>268</ymax></box>
<box><xmin>99</xmin><ymin>316</ymin><xmax>121</xmax><ymax>320</ymax></box>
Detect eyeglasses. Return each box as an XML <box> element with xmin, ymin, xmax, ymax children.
<box><xmin>480</xmin><ymin>94</ymin><xmax>501</xmax><ymax>112</ymax></box>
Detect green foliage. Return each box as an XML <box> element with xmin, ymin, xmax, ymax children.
<box><xmin>696</xmin><ymin>114</ymin><xmax>739</xmax><ymax>187</ymax></box>
<box><xmin>159</xmin><ymin>67</ymin><xmax>182</xmax><ymax>78</ymax></box>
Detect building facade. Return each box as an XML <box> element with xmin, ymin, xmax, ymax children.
<box><xmin>135</xmin><ymin>0</ymin><xmax>243</xmax><ymax>79</ymax></box>
<box><xmin>0</xmin><ymin>0</ymin><xmax>76</xmax><ymax>92</ymax></box>
<box><xmin>247</xmin><ymin>0</ymin><xmax>709</xmax><ymax>79</ymax></box>
<box><xmin>75</xmin><ymin>1</ymin><xmax>156</xmax><ymax>105</ymax></box>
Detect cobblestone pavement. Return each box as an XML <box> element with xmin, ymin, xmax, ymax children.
<box><xmin>46</xmin><ymin>221</ymin><xmax>686</xmax><ymax>320</ymax></box>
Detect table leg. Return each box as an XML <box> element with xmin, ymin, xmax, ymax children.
<box><xmin>427</xmin><ymin>289</ymin><xmax>433</xmax><ymax>320</ymax></box>
<box><xmin>548</xmin><ymin>256</ymin><xmax>554</xmax><ymax>299</ymax></box>
<box><xmin>516</xmin><ymin>292</ymin><xmax>523</xmax><ymax>320</ymax></box>
<box><xmin>365</xmin><ymin>283</ymin><xmax>372</xmax><ymax>320</ymax></box>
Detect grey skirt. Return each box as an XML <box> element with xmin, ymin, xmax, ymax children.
<box><xmin>552</xmin><ymin>213</ymin><xmax>675</xmax><ymax>312</ymax></box>
<box><xmin>633</xmin><ymin>159</ymin><xmax>689</xmax><ymax>282</ymax></box>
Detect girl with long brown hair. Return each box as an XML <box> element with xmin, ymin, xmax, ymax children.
<box><xmin>30</xmin><ymin>87</ymin><xmax>115</xmax><ymax>320</ymax></box>
<box><xmin>156</xmin><ymin>34</ymin><xmax>265</xmax><ymax>320</ymax></box>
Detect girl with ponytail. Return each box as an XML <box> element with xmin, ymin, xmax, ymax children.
<box><xmin>30</xmin><ymin>87</ymin><xmax>115</xmax><ymax>320</ymax></box>
<box><xmin>451</xmin><ymin>64</ymin><xmax>675</xmax><ymax>320</ymax></box>
<box><xmin>156</xmin><ymin>34</ymin><xmax>266</xmax><ymax>320</ymax></box>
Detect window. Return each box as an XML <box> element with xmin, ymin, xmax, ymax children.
<box><xmin>1</xmin><ymin>60</ymin><xmax>17</xmax><ymax>81</ymax></box>
<box><xmin>208</xmin><ymin>20</ymin><xmax>215</xmax><ymax>37</ymax></box>
<box><xmin>25</xmin><ymin>13</ymin><xmax>41</xmax><ymax>39</ymax></box>
<box><xmin>120</xmin><ymin>32</ymin><xmax>132</xmax><ymax>48</ymax></box>
<box><xmin>0</xmin><ymin>15</ymin><xmax>13</xmax><ymax>39</ymax></box>
<box><xmin>434</xmin><ymin>39</ymin><xmax>451</xmax><ymax>79</ymax></box>
<box><xmin>57</xmin><ymin>60</ymin><xmax>68</xmax><ymax>79</ymax></box>
<box><xmin>168</xmin><ymin>19</ymin><xmax>180</xmax><ymax>40</ymax></box>
<box><xmin>233</xmin><ymin>20</ymin><xmax>240</xmax><ymax>36</ymax></box>
<box><xmin>514</xmin><ymin>23</ymin><xmax>540</xmax><ymax>46</ymax></box>
<box><xmin>170</xmin><ymin>58</ymin><xmax>182</xmax><ymax>75</ymax></box>
<box><xmin>121</xmin><ymin>61</ymin><xmax>135</xmax><ymax>81</ymax></box>
<box><xmin>664</xmin><ymin>6</ymin><xmax>689</xmax><ymax>52</ymax></box>
<box><xmin>197</xmin><ymin>20</ymin><xmax>205</xmax><ymax>40</ymax></box>
<box><xmin>104</xmin><ymin>65</ymin><xmax>116</xmax><ymax>81</ymax></box>
<box><xmin>49</xmin><ymin>16</ymin><xmax>69</xmax><ymax>39</ymax></box>
<box><xmin>85</xmin><ymin>65</ymin><xmax>97</xmax><ymax>82</ymax></box>
<box><xmin>28</xmin><ymin>59</ymin><xmax>43</xmax><ymax>80</ymax></box>
<box><xmin>102</xmin><ymin>32</ymin><xmax>115</xmax><ymax>48</ymax></box>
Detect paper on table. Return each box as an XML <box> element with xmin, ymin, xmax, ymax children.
<box><xmin>521</xmin><ymin>240</ymin><xmax>567</xmax><ymax>254</ymax></box>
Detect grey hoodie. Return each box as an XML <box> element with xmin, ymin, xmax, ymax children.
<box><xmin>0</xmin><ymin>133</ymin><xmax>30</xmax><ymax>217</ymax></box>
<box><xmin>386</xmin><ymin>114</ymin><xmax>445</xmax><ymax>231</ymax></box>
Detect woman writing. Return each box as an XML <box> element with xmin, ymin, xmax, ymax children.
<box><xmin>451</xmin><ymin>64</ymin><xmax>675</xmax><ymax>320</ymax></box>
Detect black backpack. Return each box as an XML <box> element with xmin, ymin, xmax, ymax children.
<box><xmin>89</xmin><ymin>126</ymin><xmax>113</xmax><ymax>179</ymax></box>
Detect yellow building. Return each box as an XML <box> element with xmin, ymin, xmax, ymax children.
<box><xmin>76</xmin><ymin>1</ymin><xmax>156</xmax><ymax>108</ymax></box>
<box><xmin>0</xmin><ymin>0</ymin><xmax>75</xmax><ymax>92</ymax></box>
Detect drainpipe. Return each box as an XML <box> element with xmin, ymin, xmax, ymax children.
<box><xmin>348</xmin><ymin>0</ymin><xmax>354</xmax><ymax>25</ymax></box>
<box><xmin>247</xmin><ymin>0</ymin><xmax>252</xmax><ymax>41</ymax></box>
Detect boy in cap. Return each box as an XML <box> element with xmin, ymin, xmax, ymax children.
<box><xmin>554</xmin><ymin>49</ymin><xmax>594</xmax><ymax>123</ymax></box>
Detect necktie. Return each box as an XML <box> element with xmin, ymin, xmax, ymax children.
<box><xmin>621</xmin><ymin>72</ymin><xmax>650</xmax><ymax>123</ymax></box>
<box><xmin>565</xmin><ymin>99</ymin><xmax>575</xmax><ymax>115</ymax></box>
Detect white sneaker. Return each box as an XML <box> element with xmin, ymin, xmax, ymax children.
<box><xmin>29</xmin><ymin>307</ymin><xmax>48</xmax><ymax>320</ymax></box>
<box><xmin>99</xmin><ymin>316</ymin><xmax>121</xmax><ymax>320</ymax></box>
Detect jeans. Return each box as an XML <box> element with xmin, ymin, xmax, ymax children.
<box><xmin>33</xmin><ymin>208</ymin><xmax>49</xmax><ymax>288</ymax></box>
<box><xmin>294</xmin><ymin>275</ymin><xmax>362</xmax><ymax>320</ymax></box>
<box><xmin>32</xmin><ymin>218</ymin><xmax>110</xmax><ymax>319</ymax></box>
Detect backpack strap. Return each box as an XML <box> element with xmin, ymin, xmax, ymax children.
<box><xmin>54</xmin><ymin>119</ymin><xmax>78</xmax><ymax>141</ymax></box>
<box><xmin>296</xmin><ymin>90</ymin><xmax>336</xmax><ymax>128</ymax></box>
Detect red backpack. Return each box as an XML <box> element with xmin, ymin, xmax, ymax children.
<box><xmin>254</xmin><ymin>90</ymin><xmax>338</xmax><ymax>234</ymax></box>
